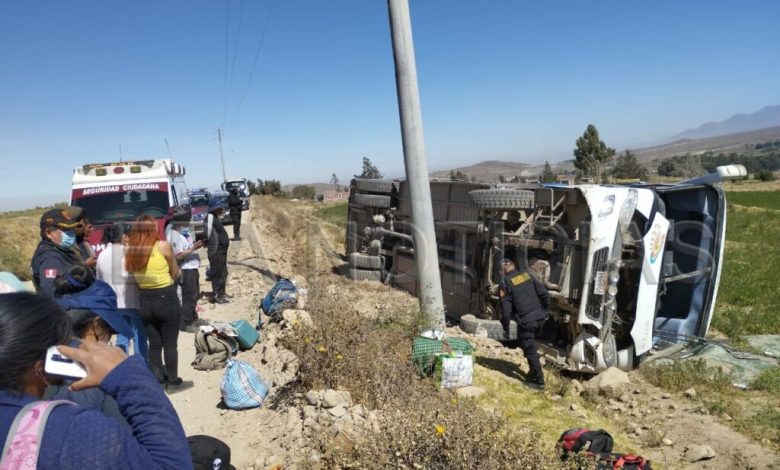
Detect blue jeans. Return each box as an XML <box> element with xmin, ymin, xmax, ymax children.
<box><xmin>116</xmin><ymin>308</ymin><xmax>149</xmax><ymax>364</ymax></box>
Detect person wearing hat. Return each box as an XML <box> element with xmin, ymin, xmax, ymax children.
<box><xmin>205</xmin><ymin>201</ymin><xmax>231</xmax><ymax>304</ymax></box>
<box><xmin>499</xmin><ymin>258</ymin><xmax>550</xmax><ymax>390</ymax></box>
<box><xmin>44</xmin><ymin>265</ymin><xmax>136</xmax><ymax>425</ymax></box>
<box><xmin>30</xmin><ymin>208</ymin><xmax>85</xmax><ymax>298</ymax></box>
<box><xmin>68</xmin><ymin>206</ymin><xmax>97</xmax><ymax>272</ymax></box>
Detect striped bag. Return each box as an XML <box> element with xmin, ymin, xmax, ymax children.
<box><xmin>220</xmin><ymin>360</ymin><xmax>269</xmax><ymax>410</ymax></box>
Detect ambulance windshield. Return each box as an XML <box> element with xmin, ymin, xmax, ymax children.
<box><xmin>71</xmin><ymin>186</ymin><xmax>170</xmax><ymax>225</ymax></box>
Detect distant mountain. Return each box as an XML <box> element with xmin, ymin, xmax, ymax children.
<box><xmin>430</xmin><ymin>160</ymin><xmax>533</xmax><ymax>181</ymax></box>
<box><xmin>671</xmin><ymin>105</ymin><xmax>780</xmax><ymax>141</ymax></box>
<box><xmin>633</xmin><ymin>125</ymin><xmax>780</xmax><ymax>165</ymax></box>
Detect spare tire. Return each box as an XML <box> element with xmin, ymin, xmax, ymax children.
<box><xmin>354</xmin><ymin>178</ymin><xmax>394</xmax><ymax>194</ymax></box>
<box><xmin>349</xmin><ymin>268</ymin><xmax>383</xmax><ymax>282</ymax></box>
<box><xmin>352</xmin><ymin>194</ymin><xmax>392</xmax><ymax>208</ymax></box>
<box><xmin>469</xmin><ymin>189</ymin><xmax>535</xmax><ymax>210</ymax></box>
<box><xmin>459</xmin><ymin>314</ymin><xmax>518</xmax><ymax>341</ymax></box>
<box><xmin>349</xmin><ymin>253</ymin><xmax>383</xmax><ymax>270</ymax></box>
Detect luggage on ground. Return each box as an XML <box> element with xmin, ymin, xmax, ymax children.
<box><xmin>187</xmin><ymin>435</ymin><xmax>233</xmax><ymax>470</ymax></box>
<box><xmin>411</xmin><ymin>336</ymin><xmax>473</xmax><ymax>377</ymax></box>
<box><xmin>260</xmin><ymin>278</ymin><xmax>298</xmax><ymax>323</ymax></box>
<box><xmin>220</xmin><ymin>359</ymin><xmax>268</xmax><ymax>410</ymax></box>
<box><xmin>193</xmin><ymin>330</ymin><xmax>237</xmax><ymax>371</ymax></box>
<box><xmin>230</xmin><ymin>319</ymin><xmax>259</xmax><ymax>349</ymax></box>
<box><xmin>434</xmin><ymin>352</ymin><xmax>474</xmax><ymax>389</ymax></box>
<box><xmin>558</xmin><ymin>428</ymin><xmax>614</xmax><ymax>456</ymax></box>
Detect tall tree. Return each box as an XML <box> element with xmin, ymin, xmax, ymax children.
<box><xmin>574</xmin><ymin>124</ymin><xmax>616</xmax><ymax>180</ymax></box>
<box><xmin>355</xmin><ymin>157</ymin><xmax>383</xmax><ymax>179</ymax></box>
<box><xmin>540</xmin><ymin>161</ymin><xmax>556</xmax><ymax>183</ymax></box>
<box><xmin>612</xmin><ymin>150</ymin><xmax>647</xmax><ymax>180</ymax></box>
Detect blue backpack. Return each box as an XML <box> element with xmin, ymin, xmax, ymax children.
<box><xmin>260</xmin><ymin>278</ymin><xmax>298</xmax><ymax>323</ymax></box>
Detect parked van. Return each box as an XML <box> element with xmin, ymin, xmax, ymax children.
<box><xmin>70</xmin><ymin>159</ymin><xmax>191</xmax><ymax>252</ymax></box>
<box><xmin>345</xmin><ymin>165</ymin><xmax>746</xmax><ymax>372</ymax></box>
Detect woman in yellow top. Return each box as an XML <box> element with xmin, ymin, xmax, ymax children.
<box><xmin>125</xmin><ymin>216</ymin><xmax>192</xmax><ymax>393</ymax></box>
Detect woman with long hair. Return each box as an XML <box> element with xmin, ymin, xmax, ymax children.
<box><xmin>0</xmin><ymin>292</ymin><xmax>192</xmax><ymax>469</ymax></box>
<box><xmin>125</xmin><ymin>216</ymin><xmax>191</xmax><ymax>392</ymax></box>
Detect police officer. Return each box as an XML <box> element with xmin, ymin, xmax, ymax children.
<box><xmin>228</xmin><ymin>188</ymin><xmax>243</xmax><ymax>241</ymax></box>
<box><xmin>30</xmin><ymin>208</ymin><xmax>84</xmax><ymax>298</ymax></box>
<box><xmin>499</xmin><ymin>258</ymin><xmax>550</xmax><ymax>390</ymax></box>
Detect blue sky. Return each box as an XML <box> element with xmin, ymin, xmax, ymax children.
<box><xmin>1</xmin><ymin>0</ymin><xmax>779</xmax><ymax>209</ymax></box>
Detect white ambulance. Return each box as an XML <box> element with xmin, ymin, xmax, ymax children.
<box><xmin>70</xmin><ymin>159</ymin><xmax>191</xmax><ymax>250</ymax></box>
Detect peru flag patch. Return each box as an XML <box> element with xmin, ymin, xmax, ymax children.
<box><xmin>44</xmin><ymin>269</ymin><xmax>58</xmax><ymax>279</ymax></box>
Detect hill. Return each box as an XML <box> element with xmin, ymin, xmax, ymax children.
<box><xmin>430</xmin><ymin>160</ymin><xmax>539</xmax><ymax>182</ymax></box>
<box><xmin>671</xmin><ymin>105</ymin><xmax>780</xmax><ymax>141</ymax></box>
<box><xmin>633</xmin><ymin>125</ymin><xmax>780</xmax><ymax>165</ymax></box>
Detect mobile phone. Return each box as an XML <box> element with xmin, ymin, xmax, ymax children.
<box><xmin>44</xmin><ymin>339</ymin><xmax>87</xmax><ymax>380</ymax></box>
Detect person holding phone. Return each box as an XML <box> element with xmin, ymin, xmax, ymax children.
<box><xmin>42</xmin><ymin>266</ymin><xmax>136</xmax><ymax>425</ymax></box>
<box><xmin>166</xmin><ymin>221</ymin><xmax>206</xmax><ymax>333</ymax></box>
<box><xmin>0</xmin><ymin>292</ymin><xmax>192</xmax><ymax>469</ymax></box>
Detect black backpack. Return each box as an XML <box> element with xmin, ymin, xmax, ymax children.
<box><xmin>558</xmin><ymin>428</ymin><xmax>614</xmax><ymax>457</ymax></box>
<box><xmin>558</xmin><ymin>428</ymin><xmax>652</xmax><ymax>469</ymax></box>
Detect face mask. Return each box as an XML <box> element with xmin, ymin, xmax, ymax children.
<box><xmin>59</xmin><ymin>230</ymin><xmax>76</xmax><ymax>249</ymax></box>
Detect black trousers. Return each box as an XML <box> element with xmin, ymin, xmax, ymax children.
<box><xmin>231</xmin><ymin>210</ymin><xmax>241</xmax><ymax>238</ymax></box>
<box><xmin>517</xmin><ymin>319</ymin><xmax>545</xmax><ymax>383</ymax></box>
<box><xmin>209</xmin><ymin>250</ymin><xmax>228</xmax><ymax>297</ymax></box>
<box><xmin>180</xmin><ymin>268</ymin><xmax>200</xmax><ymax>324</ymax></box>
<box><xmin>139</xmin><ymin>284</ymin><xmax>181</xmax><ymax>381</ymax></box>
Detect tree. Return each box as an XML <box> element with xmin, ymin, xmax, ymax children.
<box><xmin>756</xmin><ymin>169</ymin><xmax>775</xmax><ymax>181</ymax></box>
<box><xmin>449</xmin><ymin>170</ymin><xmax>468</xmax><ymax>181</ymax></box>
<box><xmin>540</xmin><ymin>161</ymin><xmax>556</xmax><ymax>183</ymax></box>
<box><xmin>330</xmin><ymin>173</ymin><xmax>340</xmax><ymax>191</ymax></box>
<box><xmin>611</xmin><ymin>150</ymin><xmax>647</xmax><ymax>180</ymax></box>
<box><xmin>498</xmin><ymin>175</ymin><xmax>506</xmax><ymax>183</ymax></box>
<box><xmin>257</xmin><ymin>179</ymin><xmax>283</xmax><ymax>196</ymax></box>
<box><xmin>291</xmin><ymin>185</ymin><xmax>316</xmax><ymax>200</ymax></box>
<box><xmin>247</xmin><ymin>180</ymin><xmax>257</xmax><ymax>195</ymax></box>
<box><xmin>355</xmin><ymin>157</ymin><xmax>383</xmax><ymax>179</ymax></box>
<box><xmin>574</xmin><ymin>124</ymin><xmax>615</xmax><ymax>180</ymax></box>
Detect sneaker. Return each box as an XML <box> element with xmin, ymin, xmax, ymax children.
<box><xmin>165</xmin><ymin>378</ymin><xmax>194</xmax><ymax>394</ymax></box>
<box><xmin>215</xmin><ymin>296</ymin><xmax>231</xmax><ymax>305</ymax></box>
<box><xmin>222</xmin><ymin>293</ymin><xmax>234</xmax><ymax>299</ymax></box>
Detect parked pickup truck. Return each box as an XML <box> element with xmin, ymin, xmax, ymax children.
<box><xmin>344</xmin><ymin>165</ymin><xmax>746</xmax><ymax>372</ymax></box>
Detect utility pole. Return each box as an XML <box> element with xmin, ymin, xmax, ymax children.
<box><xmin>217</xmin><ymin>127</ymin><xmax>227</xmax><ymax>182</ymax></box>
<box><xmin>387</xmin><ymin>0</ymin><xmax>445</xmax><ymax>329</ymax></box>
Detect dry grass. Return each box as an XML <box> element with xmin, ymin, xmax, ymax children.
<box><xmin>284</xmin><ymin>281</ymin><xmax>557</xmax><ymax>469</ymax></box>
<box><xmin>0</xmin><ymin>210</ymin><xmax>49</xmax><ymax>280</ymax></box>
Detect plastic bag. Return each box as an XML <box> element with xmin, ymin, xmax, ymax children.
<box><xmin>220</xmin><ymin>359</ymin><xmax>268</xmax><ymax>409</ymax></box>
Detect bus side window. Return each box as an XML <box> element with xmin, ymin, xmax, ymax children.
<box><xmin>171</xmin><ymin>185</ymin><xmax>179</xmax><ymax>207</ymax></box>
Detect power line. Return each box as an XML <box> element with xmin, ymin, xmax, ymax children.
<box><xmin>225</xmin><ymin>0</ymin><xmax>245</xmax><ymax>127</ymax></box>
<box><xmin>221</xmin><ymin>0</ymin><xmax>231</xmax><ymax>126</ymax></box>
<box><xmin>230</xmin><ymin>0</ymin><xmax>275</xmax><ymax>126</ymax></box>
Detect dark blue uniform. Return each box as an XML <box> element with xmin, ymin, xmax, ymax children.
<box><xmin>500</xmin><ymin>269</ymin><xmax>550</xmax><ymax>386</ymax></box>
<box><xmin>30</xmin><ymin>239</ymin><xmax>83</xmax><ymax>298</ymax></box>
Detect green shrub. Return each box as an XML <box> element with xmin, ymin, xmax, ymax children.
<box><xmin>755</xmin><ymin>169</ymin><xmax>775</xmax><ymax>181</ymax></box>
<box><xmin>750</xmin><ymin>367</ymin><xmax>780</xmax><ymax>393</ymax></box>
<box><xmin>640</xmin><ymin>359</ymin><xmax>734</xmax><ymax>394</ymax></box>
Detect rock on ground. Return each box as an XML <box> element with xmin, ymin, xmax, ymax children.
<box><xmin>587</xmin><ymin>367</ymin><xmax>631</xmax><ymax>397</ymax></box>
<box><xmin>683</xmin><ymin>444</ymin><xmax>716</xmax><ymax>462</ymax></box>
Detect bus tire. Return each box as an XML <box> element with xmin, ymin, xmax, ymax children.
<box><xmin>352</xmin><ymin>194</ymin><xmax>392</xmax><ymax>208</ymax></box>
<box><xmin>349</xmin><ymin>253</ymin><xmax>383</xmax><ymax>270</ymax></box>
<box><xmin>469</xmin><ymin>189</ymin><xmax>535</xmax><ymax>210</ymax></box>
<box><xmin>459</xmin><ymin>314</ymin><xmax>518</xmax><ymax>341</ymax></box>
<box><xmin>349</xmin><ymin>268</ymin><xmax>383</xmax><ymax>282</ymax></box>
<box><xmin>354</xmin><ymin>178</ymin><xmax>394</xmax><ymax>194</ymax></box>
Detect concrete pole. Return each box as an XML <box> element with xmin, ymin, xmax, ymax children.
<box><xmin>387</xmin><ymin>0</ymin><xmax>445</xmax><ymax>329</ymax></box>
